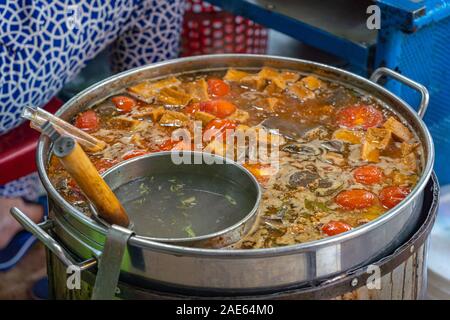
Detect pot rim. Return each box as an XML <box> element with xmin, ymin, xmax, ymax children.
<box><xmin>37</xmin><ymin>53</ymin><xmax>435</xmax><ymax>257</ymax></box>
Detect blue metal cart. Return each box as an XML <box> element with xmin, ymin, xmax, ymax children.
<box><xmin>207</xmin><ymin>0</ymin><xmax>450</xmax><ymax>184</ymax></box>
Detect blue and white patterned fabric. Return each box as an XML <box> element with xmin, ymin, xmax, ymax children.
<box><xmin>0</xmin><ymin>0</ymin><xmax>184</xmax><ymax>199</ymax></box>
<box><xmin>0</xmin><ymin>0</ymin><xmax>184</xmax><ymax>136</ymax></box>
<box><xmin>0</xmin><ymin>172</ymin><xmax>45</xmax><ymax>200</ymax></box>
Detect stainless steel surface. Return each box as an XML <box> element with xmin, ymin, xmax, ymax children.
<box><xmin>96</xmin><ymin>151</ymin><xmax>261</xmax><ymax>248</ymax></box>
<box><xmin>46</xmin><ymin>173</ymin><xmax>439</xmax><ymax>299</ymax></box>
<box><xmin>370</xmin><ymin>67</ymin><xmax>430</xmax><ymax>118</ymax></box>
<box><xmin>92</xmin><ymin>225</ymin><xmax>133</xmax><ymax>300</ymax></box>
<box><xmin>10</xmin><ymin>207</ymin><xmax>97</xmax><ymax>271</ymax></box>
<box><xmin>35</xmin><ymin>54</ymin><xmax>435</xmax><ymax>291</ymax></box>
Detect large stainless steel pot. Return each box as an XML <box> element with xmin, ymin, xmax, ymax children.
<box><xmin>44</xmin><ymin>173</ymin><xmax>440</xmax><ymax>299</ymax></box>
<box><xmin>15</xmin><ymin>55</ymin><xmax>435</xmax><ymax>292</ymax></box>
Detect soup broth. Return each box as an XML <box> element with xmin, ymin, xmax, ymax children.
<box><xmin>48</xmin><ymin>67</ymin><xmax>423</xmax><ymax>248</ymax></box>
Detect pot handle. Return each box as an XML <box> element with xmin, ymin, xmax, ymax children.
<box><xmin>10</xmin><ymin>207</ymin><xmax>97</xmax><ymax>271</ymax></box>
<box><xmin>370</xmin><ymin>67</ymin><xmax>429</xmax><ymax>118</ymax></box>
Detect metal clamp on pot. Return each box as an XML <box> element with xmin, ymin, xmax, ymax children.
<box><xmin>10</xmin><ymin>207</ymin><xmax>131</xmax><ymax>300</ymax></box>
<box><xmin>10</xmin><ymin>207</ymin><xmax>98</xmax><ymax>271</ymax></box>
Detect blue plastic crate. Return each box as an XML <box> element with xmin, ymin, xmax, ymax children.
<box><xmin>398</xmin><ymin>17</ymin><xmax>450</xmax><ymax>185</ymax></box>
<box><xmin>376</xmin><ymin>5</ymin><xmax>450</xmax><ymax>184</ymax></box>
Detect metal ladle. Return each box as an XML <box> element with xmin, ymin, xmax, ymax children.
<box><xmin>20</xmin><ymin>121</ymin><xmax>131</xmax><ymax>299</ymax></box>
<box><xmin>43</xmin><ymin>122</ymin><xmax>130</xmax><ymax>227</ymax></box>
<box><xmin>39</xmin><ymin>121</ymin><xmax>261</xmax><ymax>244</ymax></box>
<box><xmin>95</xmin><ymin>151</ymin><xmax>261</xmax><ymax>248</ymax></box>
<box><xmin>24</xmin><ymin>119</ymin><xmax>261</xmax><ymax>299</ymax></box>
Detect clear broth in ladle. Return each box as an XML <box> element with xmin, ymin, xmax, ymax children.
<box><xmin>114</xmin><ymin>172</ymin><xmax>255</xmax><ymax>239</ymax></box>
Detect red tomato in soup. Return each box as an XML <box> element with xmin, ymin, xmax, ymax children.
<box><xmin>353</xmin><ymin>165</ymin><xmax>384</xmax><ymax>185</ymax></box>
<box><xmin>207</xmin><ymin>78</ymin><xmax>230</xmax><ymax>97</ymax></box>
<box><xmin>203</xmin><ymin>100</ymin><xmax>236</xmax><ymax>118</ymax></box>
<box><xmin>112</xmin><ymin>96</ymin><xmax>136</xmax><ymax>113</ymax></box>
<box><xmin>335</xmin><ymin>189</ymin><xmax>376</xmax><ymax>210</ymax></box>
<box><xmin>337</xmin><ymin>105</ymin><xmax>383</xmax><ymax>129</ymax></box>
<box><xmin>322</xmin><ymin>221</ymin><xmax>352</xmax><ymax>236</ymax></box>
<box><xmin>74</xmin><ymin>110</ymin><xmax>99</xmax><ymax>131</ymax></box>
<box><xmin>379</xmin><ymin>186</ymin><xmax>410</xmax><ymax>209</ymax></box>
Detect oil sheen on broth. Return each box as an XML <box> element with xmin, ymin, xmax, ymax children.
<box><xmin>113</xmin><ymin>172</ymin><xmax>254</xmax><ymax>238</ymax></box>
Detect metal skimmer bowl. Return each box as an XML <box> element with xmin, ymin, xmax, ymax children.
<box><xmin>92</xmin><ymin>151</ymin><xmax>261</xmax><ymax>248</ymax></box>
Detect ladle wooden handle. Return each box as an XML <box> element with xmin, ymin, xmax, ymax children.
<box><xmin>53</xmin><ymin>136</ymin><xmax>130</xmax><ymax>227</ymax></box>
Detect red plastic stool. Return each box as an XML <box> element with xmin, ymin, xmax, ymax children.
<box><xmin>181</xmin><ymin>0</ymin><xmax>268</xmax><ymax>56</ymax></box>
<box><xmin>0</xmin><ymin>98</ymin><xmax>63</xmax><ymax>185</ymax></box>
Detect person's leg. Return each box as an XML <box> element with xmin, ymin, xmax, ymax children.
<box><xmin>0</xmin><ymin>197</ymin><xmax>43</xmax><ymax>250</ymax></box>
<box><xmin>0</xmin><ymin>172</ymin><xmax>45</xmax><ymax>250</ymax></box>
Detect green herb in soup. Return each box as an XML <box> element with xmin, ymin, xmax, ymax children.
<box><xmin>47</xmin><ymin>67</ymin><xmax>423</xmax><ymax>248</ymax></box>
